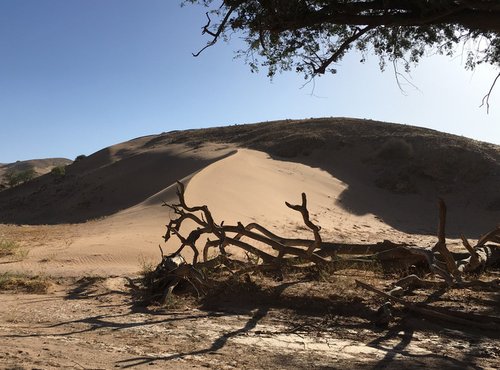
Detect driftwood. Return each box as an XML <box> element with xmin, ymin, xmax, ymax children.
<box><xmin>356</xmin><ymin>280</ymin><xmax>500</xmax><ymax>331</ymax></box>
<box><xmin>146</xmin><ymin>181</ymin><xmax>500</xmax><ymax>313</ymax></box>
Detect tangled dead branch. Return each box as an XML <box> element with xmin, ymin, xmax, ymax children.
<box><xmin>145</xmin><ymin>181</ymin><xmax>499</xmax><ymax>323</ymax></box>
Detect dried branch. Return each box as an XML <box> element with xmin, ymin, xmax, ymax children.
<box><xmin>459</xmin><ymin>234</ymin><xmax>481</xmax><ymax>272</ymax></box>
<box><xmin>432</xmin><ymin>199</ymin><xmax>461</xmax><ymax>283</ymax></box>
<box><xmin>457</xmin><ymin>226</ymin><xmax>500</xmax><ymax>272</ymax></box>
<box><xmin>285</xmin><ymin>193</ymin><xmax>322</xmax><ymax>255</ymax></box>
<box><xmin>476</xmin><ymin>226</ymin><xmax>500</xmax><ymax>247</ymax></box>
<box><xmin>393</xmin><ymin>274</ymin><xmax>447</xmax><ymax>291</ymax></box>
<box><xmin>156</xmin><ymin>180</ymin><xmax>499</xmax><ymax>310</ymax></box>
<box><xmin>356</xmin><ymin>280</ymin><xmax>500</xmax><ymax>330</ymax></box>
<box><xmin>480</xmin><ymin>72</ymin><xmax>500</xmax><ymax>113</ymax></box>
<box><xmin>192</xmin><ymin>6</ymin><xmax>237</xmax><ymax>57</ymax></box>
<box><xmin>166</xmin><ymin>182</ymin><xmax>330</xmax><ymax>266</ymax></box>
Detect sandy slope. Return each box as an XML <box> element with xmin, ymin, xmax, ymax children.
<box><xmin>185</xmin><ymin>149</ymin><xmax>415</xmax><ymax>242</ymax></box>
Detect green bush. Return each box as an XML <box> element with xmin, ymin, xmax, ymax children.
<box><xmin>75</xmin><ymin>154</ymin><xmax>86</xmax><ymax>162</ymax></box>
<box><xmin>5</xmin><ymin>168</ymin><xmax>35</xmax><ymax>187</ymax></box>
<box><xmin>50</xmin><ymin>165</ymin><xmax>66</xmax><ymax>178</ymax></box>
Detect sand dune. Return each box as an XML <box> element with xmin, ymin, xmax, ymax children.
<box><xmin>0</xmin><ymin>118</ymin><xmax>499</xmax><ymax>277</ymax></box>
<box><xmin>0</xmin><ymin>140</ymin><xmax>235</xmax><ymax>223</ymax></box>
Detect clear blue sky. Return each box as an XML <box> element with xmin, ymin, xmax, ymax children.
<box><xmin>1</xmin><ymin>0</ymin><xmax>499</xmax><ymax>163</ymax></box>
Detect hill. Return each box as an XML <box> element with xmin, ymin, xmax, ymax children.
<box><xmin>0</xmin><ymin>117</ymin><xmax>497</xmax><ymax>237</ymax></box>
<box><xmin>0</xmin><ymin>158</ymin><xmax>72</xmax><ymax>190</ymax></box>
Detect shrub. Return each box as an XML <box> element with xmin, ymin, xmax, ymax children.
<box><xmin>75</xmin><ymin>154</ymin><xmax>86</xmax><ymax>162</ymax></box>
<box><xmin>5</xmin><ymin>168</ymin><xmax>35</xmax><ymax>187</ymax></box>
<box><xmin>0</xmin><ymin>238</ymin><xmax>18</xmax><ymax>257</ymax></box>
<box><xmin>377</xmin><ymin>138</ymin><xmax>414</xmax><ymax>161</ymax></box>
<box><xmin>50</xmin><ymin>165</ymin><xmax>66</xmax><ymax>178</ymax></box>
<box><xmin>0</xmin><ymin>272</ymin><xmax>51</xmax><ymax>293</ymax></box>
<box><xmin>0</xmin><ymin>238</ymin><xmax>28</xmax><ymax>260</ymax></box>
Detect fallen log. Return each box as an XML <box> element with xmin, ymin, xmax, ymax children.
<box><xmin>356</xmin><ymin>280</ymin><xmax>500</xmax><ymax>330</ymax></box>
<box><xmin>458</xmin><ymin>227</ymin><xmax>500</xmax><ymax>273</ymax></box>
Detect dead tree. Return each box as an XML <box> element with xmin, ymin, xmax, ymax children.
<box><xmin>146</xmin><ymin>181</ymin><xmax>499</xmax><ymax>304</ymax></box>
<box><xmin>163</xmin><ymin>181</ymin><xmax>333</xmax><ymax>266</ymax></box>
<box><xmin>355</xmin><ymin>202</ymin><xmax>499</xmax><ymax>329</ymax></box>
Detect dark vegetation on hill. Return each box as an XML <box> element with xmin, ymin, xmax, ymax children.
<box><xmin>0</xmin><ymin>118</ymin><xmax>498</xmax><ymax>235</ymax></box>
<box><xmin>0</xmin><ymin>158</ymin><xmax>72</xmax><ymax>190</ymax></box>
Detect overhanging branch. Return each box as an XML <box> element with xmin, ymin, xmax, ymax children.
<box><xmin>480</xmin><ymin>71</ymin><xmax>500</xmax><ymax>113</ymax></box>
<box><xmin>192</xmin><ymin>5</ymin><xmax>237</xmax><ymax>57</ymax></box>
<box><xmin>312</xmin><ymin>25</ymin><xmax>375</xmax><ymax>75</ymax></box>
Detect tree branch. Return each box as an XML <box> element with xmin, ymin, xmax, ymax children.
<box><xmin>480</xmin><ymin>72</ymin><xmax>500</xmax><ymax>114</ymax></box>
<box><xmin>193</xmin><ymin>6</ymin><xmax>237</xmax><ymax>57</ymax></box>
<box><xmin>285</xmin><ymin>193</ymin><xmax>322</xmax><ymax>255</ymax></box>
<box><xmin>312</xmin><ymin>25</ymin><xmax>375</xmax><ymax>75</ymax></box>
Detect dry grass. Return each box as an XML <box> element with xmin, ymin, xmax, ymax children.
<box><xmin>0</xmin><ymin>238</ymin><xmax>28</xmax><ymax>260</ymax></box>
<box><xmin>0</xmin><ymin>238</ymin><xmax>19</xmax><ymax>257</ymax></box>
<box><xmin>138</xmin><ymin>254</ymin><xmax>156</xmax><ymax>276</ymax></box>
<box><xmin>0</xmin><ymin>272</ymin><xmax>51</xmax><ymax>293</ymax></box>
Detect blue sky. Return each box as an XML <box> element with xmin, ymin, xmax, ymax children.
<box><xmin>1</xmin><ymin>0</ymin><xmax>499</xmax><ymax>163</ymax></box>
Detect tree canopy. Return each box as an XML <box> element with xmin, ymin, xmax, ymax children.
<box><xmin>185</xmin><ymin>1</ymin><xmax>500</xmax><ymax>101</ymax></box>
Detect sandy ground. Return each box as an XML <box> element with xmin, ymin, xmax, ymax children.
<box><xmin>0</xmin><ymin>275</ymin><xmax>498</xmax><ymax>369</ymax></box>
